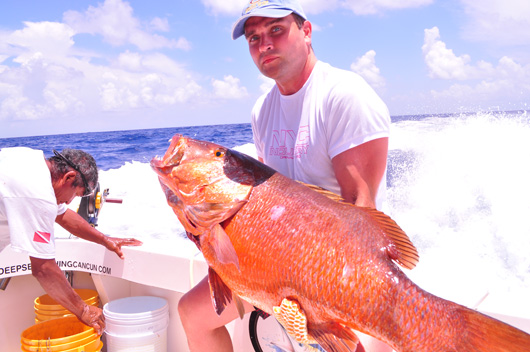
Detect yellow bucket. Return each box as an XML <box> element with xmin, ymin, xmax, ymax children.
<box><xmin>21</xmin><ymin>316</ymin><xmax>95</xmax><ymax>347</ymax></box>
<box><xmin>34</xmin><ymin>289</ymin><xmax>99</xmax><ymax>311</ymax></box>
<box><xmin>35</xmin><ymin>312</ymin><xmax>72</xmax><ymax>322</ymax></box>
<box><xmin>35</xmin><ymin>309</ymin><xmax>72</xmax><ymax>316</ymax></box>
<box><xmin>21</xmin><ymin>333</ymin><xmax>100</xmax><ymax>352</ymax></box>
<box><xmin>34</xmin><ymin>289</ymin><xmax>99</xmax><ymax>322</ymax></box>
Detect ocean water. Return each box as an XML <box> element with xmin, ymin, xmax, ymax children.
<box><xmin>1</xmin><ymin>111</ymin><xmax>529</xmax><ymax>318</ymax></box>
<box><xmin>0</xmin><ymin>123</ymin><xmax>253</xmax><ymax>171</ymax></box>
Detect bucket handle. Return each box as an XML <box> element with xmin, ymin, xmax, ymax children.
<box><xmin>37</xmin><ymin>337</ymin><xmax>51</xmax><ymax>351</ymax></box>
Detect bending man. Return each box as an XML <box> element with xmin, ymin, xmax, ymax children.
<box><xmin>0</xmin><ymin>147</ymin><xmax>142</xmax><ymax>334</ymax></box>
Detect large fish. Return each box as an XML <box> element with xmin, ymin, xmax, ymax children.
<box><xmin>151</xmin><ymin>134</ymin><xmax>530</xmax><ymax>352</ymax></box>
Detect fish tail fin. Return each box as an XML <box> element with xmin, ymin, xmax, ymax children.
<box><xmin>458</xmin><ymin>306</ymin><xmax>530</xmax><ymax>351</ymax></box>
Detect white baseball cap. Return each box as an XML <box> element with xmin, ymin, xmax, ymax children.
<box><xmin>231</xmin><ymin>0</ymin><xmax>308</xmax><ymax>40</ymax></box>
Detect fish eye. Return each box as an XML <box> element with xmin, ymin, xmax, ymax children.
<box><xmin>214</xmin><ymin>149</ymin><xmax>225</xmax><ymax>157</ymax></box>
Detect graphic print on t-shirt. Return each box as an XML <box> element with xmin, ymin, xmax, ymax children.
<box><xmin>268</xmin><ymin>125</ymin><xmax>309</xmax><ymax>160</ymax></box>
<box><xmin>33</xmin><ymin>231</ymin><xmax>51</xmax><ymax>244</ymax></box>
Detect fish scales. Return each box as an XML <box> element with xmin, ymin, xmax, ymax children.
<box><xmin>212</xmin><ymin>173</ymin><xmax>459</xmax><ymax>350</ymax></box>
<box><xmin>151</xmin><ymin>134</ymin><xmax>530</xmax><ymax>352</ymax></box>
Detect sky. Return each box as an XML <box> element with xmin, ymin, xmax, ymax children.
<box><xmin>1</xmin><ymin>0</ymin><xmax>529</xmax><ymax>138</ymax></box>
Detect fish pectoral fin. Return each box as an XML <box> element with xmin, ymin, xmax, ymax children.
<box><xmin>309</xmin><ymin>322</ymin><xmax>360</xmax><ymax>352</ymax></box>
<box><xmin>272</xmin><ymin>298</ymin><xmax>318</xmax><ymax>345</ymax></box>
<box><xmin>272</xmin><ymin>298</ymin><xmax>359</xmax><ymax>352</ymax></box>
<box><xmin>207</xmin><ymin>267</ymin><xmax>246</xmax><ymax>319</ymax></box>
<box><xmin>208</xmin><ymin>267</ymin><xmax>233</xmax><ymax>316</ymax></box>
<box><xmin>211</xmin><ymin>224</ymin><xmax>240</xmax><ymax>270</ymax></box>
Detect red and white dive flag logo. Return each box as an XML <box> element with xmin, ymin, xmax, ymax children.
<box><xmin>33</xmin><ymin>231</ymin><xmax>51</xmax><ymax>244</ymax></box>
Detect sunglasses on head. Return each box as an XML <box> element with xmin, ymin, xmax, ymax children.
<box><xmin>53</xmin><ymin>150</ymin><xmax>93</xmax><ymax>197</ymax></box>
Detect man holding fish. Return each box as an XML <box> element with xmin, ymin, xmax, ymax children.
<box><xmin>178</xmin><ymin>0</ymin><xmax>392</xmax><ymax>350</ymax></box>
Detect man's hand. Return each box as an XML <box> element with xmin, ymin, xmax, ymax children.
<box><xmin>79</xmin><ymin>304</ymin><xmax>105</xmax><ymax>336</ymax></box>
<box><xmin>56</xmin><ymin>209</ymin><xmax>143</xmax><ymax>259</ymax></box>
<box><xmin>30</xmin><ymin>257</ymin><xmax>106</xmax><ymax>335</ymax></box>
<box><xmin>103</xmin><ymin>236</ymin><xmax>143</xmax><ymax>259</ymax></box>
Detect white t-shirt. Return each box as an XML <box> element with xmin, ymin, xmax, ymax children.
<box><xmin>252</xmin><ymin>61</ymin><xmax>390</xmax><ymax>210</ymax></box>
<box><xmin>0</xmin><ymin>147</ymin><xmax>67</xmax><ymax>258</ymax></box>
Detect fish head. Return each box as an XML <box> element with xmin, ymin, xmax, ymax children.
<box><xmin>150</xmin><ymin>134</ymin><xmax>267</xmax><ymax>234</ymax></box>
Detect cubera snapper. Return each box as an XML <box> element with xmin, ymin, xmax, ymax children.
<box><xmin>151</xmin><ymin>134</ymin><xmax>530</xmax><ymax>352</ymax></box>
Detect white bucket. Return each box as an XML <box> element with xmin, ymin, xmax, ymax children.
<box><xmin>105</xmin><ymin>327</ymin><xmax>167</xmax><ymax>352</ymax></box>
<box><xmin>103</xmin><ymin>296</ymin><xmax>169</xmax><ymax>352</ymax></box>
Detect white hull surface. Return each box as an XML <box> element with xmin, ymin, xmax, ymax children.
<box><xmin>0</xmin><ymin>237</ymin><xmax>255</xmax><ymax>352</ymax></box>
<box><xmin>2</xmin><ymin>233</ymin><xmax>530</xmax><ymax>352</ymax></box>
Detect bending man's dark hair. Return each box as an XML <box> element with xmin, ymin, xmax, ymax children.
<box><xmin>48</xmin><ymin>149</ymin><xmax>98</xmax><ymax>191</ymax></box>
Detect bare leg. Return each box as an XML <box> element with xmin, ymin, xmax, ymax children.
<box><xmin>179</xmin><ymin>276</ymin><xmax>392</xmax><ymax>352</ymax></box>
<box><xmin>178</xmin><ymin>275</ymin><xmax>254</xmax><ymax>352</ymax></box>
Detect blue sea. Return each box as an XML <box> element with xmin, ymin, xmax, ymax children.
<box><xmin>1</xmin><ymin>110</ymin><xmax>530</xmax><ymax>318</ymax></box>
<box><xmin>0</xmin><ymin>123</ymin><xmax>254</xmax><ymax>171</ymax></box>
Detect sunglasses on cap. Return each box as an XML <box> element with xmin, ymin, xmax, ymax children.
<box><xmin>53</xmin><ymin>150</ymin><xmax>93</xmax><ymax>197</ymax></box>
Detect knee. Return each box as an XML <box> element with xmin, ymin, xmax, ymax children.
<box><xmin>178</xmin><ymin>292</ymin><xmax>194</xmax><ymax>322</ymax></box>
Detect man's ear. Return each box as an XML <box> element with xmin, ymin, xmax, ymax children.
<box><xmin>303</xmin><ymin>20</ymin><xmax>312</xmax><ymax>43</ymax></box>
<box><xmin>63</xmin><ymin>170</ymin><xmax>77</xmax><ymax>185</ymax></box>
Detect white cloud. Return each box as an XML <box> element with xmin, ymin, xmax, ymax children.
<box><xmin>422</xmin><ymin>27</ymin><xmax>530</xmax><ymax>81</ymax></box>
<box><xmin>200</xmin><ymin>0</ymin><xmax>341</xmax><ymax>17</ymax></box>
<box><xmin>350</xmin><ymin>50</ymin><xmax>385</xmax><ymax>89</ymax></box>
<box><xmin>63</xmin><ymin>0</ymin><xmax>190</xmax><ymax>51</ymax></box>
<box><xmin>150</xmin><ymin>17</ymin><xmax>170</xmax><ymax>32</ymax></box>
<box><xmin>201</xmin><ymin>0</ymin><xmax>247</xmax><ymax>16</ymax></box>
<box><xmin>202</xmin><ymin>0</ymin><xmax>433</xmax><ymax>17</ymax></box>
<box><xmin>460</xmin><ymin>0</ymin><xmax>530</xmax><ymax>46</ymax></box>
<box><xmin>339</xmin><ymin>0</ymin><xmax>433</xmax><ymax>16</ymax></box>
<box><xmin>422</xmin><ymin>27</ymin><xmax>477</xmax><ymax>80</ymax></box>
<box><xmin>0</xmin><ymin>49</ymin><xmax>87</xmax><ymax>121</ymax></box>
<box><xmin>298</xmin><ymin>0</ymin><xmax>340</xmax><ymax>15</ymax></box>
<box><xmin>0</xmin><ymin>46</ymin><xmax>206</xmax><ymax>121</ymax></box>
<box><xmin>97</xmin><ymin>52</ymin><xmax>204</xmax><ymax>110</ymax></box>
<box><xmin>212</xmin><ymin>75</ymin><xmax>248</xmax><ymax>99</ymax></box>
<box><xmin>0</xmin><ymin>0</ymin><xmax>213</xmax><ymax>126</ymax></box>
<box><xmin>98</xmin><ymin>67</ymin><xmax>203</xmax><ymax>111</ymax></box>
<box><xmin>7</xmin><ymin>22</ymin><xmax>76</xmax><ymax>62</ymax></box>
<box><xmin>0</xmin><ymin>29</ymin><xmax>200</xmax><ymax>123</ymax></box>
<box><xmin>420</xmin><ymin>26</ymin><xmax>530</xmax><ymax>112</ymax></box>
<box><xmin>258</xmin><ymin>75</ymin><xmax>275</xmax><ymax>94</ymax></box>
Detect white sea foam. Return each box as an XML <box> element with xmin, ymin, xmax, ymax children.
<box><xmin>388</xmin><ymin>112</ymin><xmax>530</xmax><ymax>317</ymax></box>
<box><xmin>58</xmin><ymin>112</ymin><xmax>530</xmax><ymax>318</ymax></box>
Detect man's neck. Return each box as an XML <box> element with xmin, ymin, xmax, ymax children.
<box><xmin>276</xmin><ymin>53</ymin><xmax>318</xmax><ymax>95</ymax></box>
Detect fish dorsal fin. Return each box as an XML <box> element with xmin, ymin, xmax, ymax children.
<box><xmin>360</xmin><ymin>207</ymin><xmax>419</xmax><ymax>270</ymax></box>
<box><xmin>300</xmin><ymin>182</ymin><xmax>345</xmax><ymax>203</ymax></box>
<box><xmin>300</xmin><ymin>181</ymin><xmax>419</xmax><ymax>270</ymax></box>
<box><xmin>210</xmin><ymin>224</ymin><xmax>240</xmax><ymax>270</ymax></box>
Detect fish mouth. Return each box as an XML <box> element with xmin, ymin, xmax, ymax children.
<box><xmin>150</xmin><ymin>134</ymin><xmax>186</xmax><ymax>176</ymax></box>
